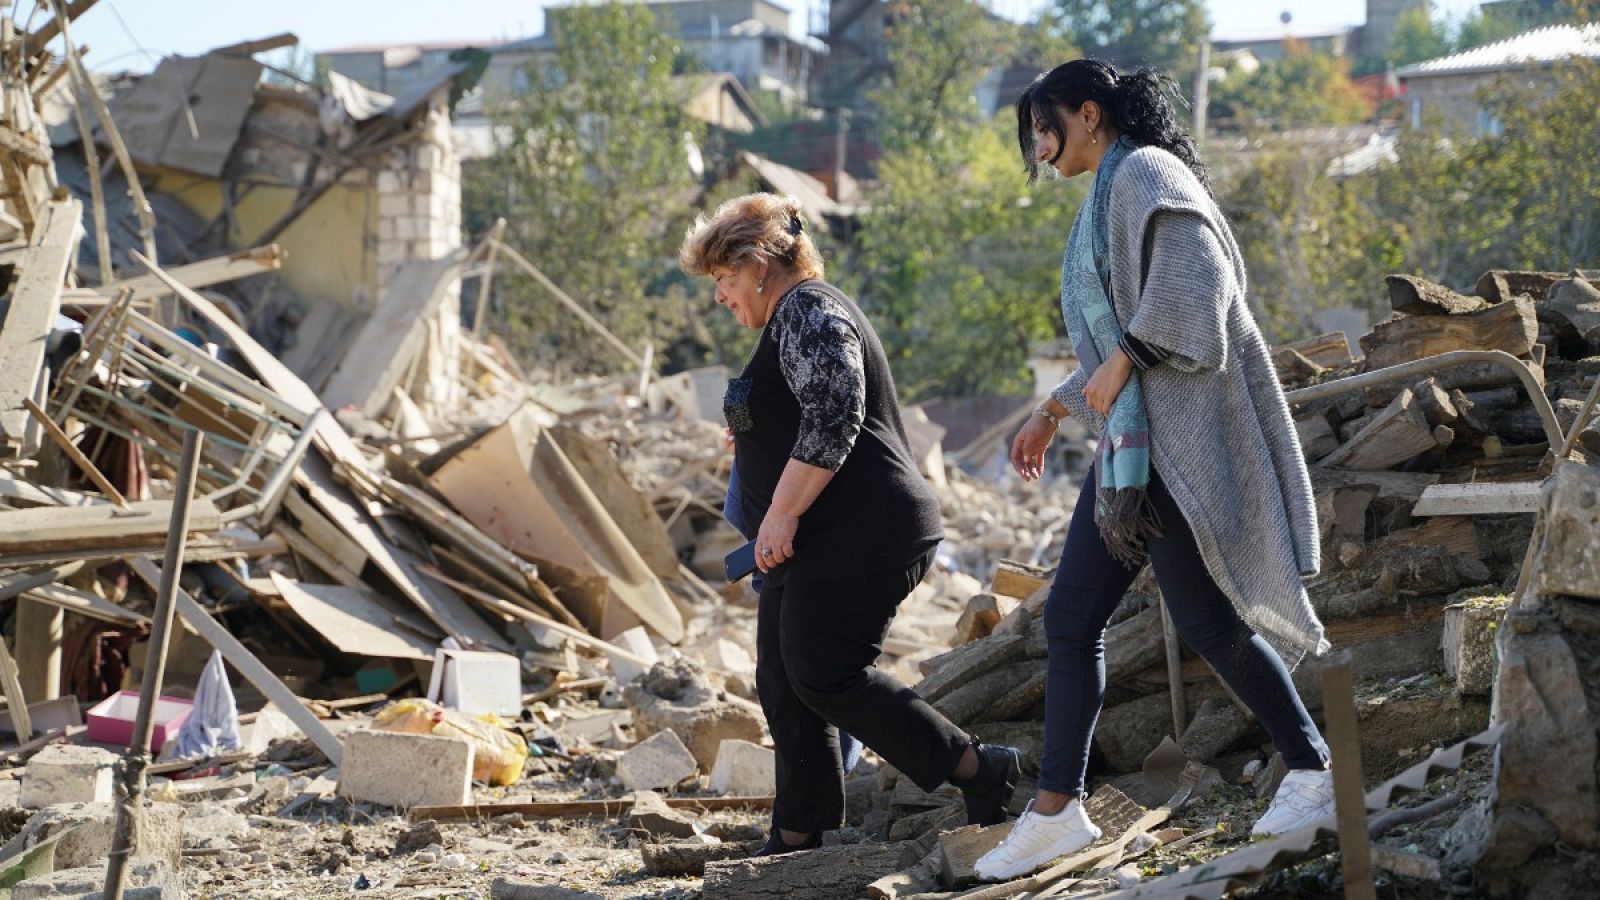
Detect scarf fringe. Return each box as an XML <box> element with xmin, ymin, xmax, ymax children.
<box><xmin>1097</xmin><ymin>485</ymin><xmax>1164</xmax><ymax>569</ymax></box>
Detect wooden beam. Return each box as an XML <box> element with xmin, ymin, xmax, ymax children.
<box><xmin>0</xmin><ymin>498</ymin><xmax>221</xmax><ymax>555</ymax></box>
<box><xmin>0</xmin><ymin>199</ymin><xmax>80</xmax><ymax>450</ymax></box>
<box><xmin>128</xmin><ymin>557</ymin><xmax>343</xmax><ymax>765</ymax></box>
<box><xmin>1322</xmin><ymin>650</ymin><xmax>1377</xmax><ymax>900</ymax></box>
<box><xmin>92</xmin><ymin>245</ymin><xmax>284</xmax><ymax>304</ymax></box>
<box><xmin>409</xmin><ymin>795</ymin><xmax>775</xmax><ymax>822</ymax></box>
<box><xmin>1412</xmin><ymin>481</ymin><xmax>1544</xmax><ymax>517</ymax></box>
<box><xmin>24</xmin><ymin>0</ymin><xmax>100</xmax><ymax>56</ymax></box>
<box><xmin>22</xmin><ymin>398</ymin><xmax>128</xmax><ymax>506</ymax></box>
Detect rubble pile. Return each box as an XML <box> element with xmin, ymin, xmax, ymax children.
<box><xmin>0</xmin><ymin>6</ymin><xmax>1596</xmax><ymax>898</ymax></box>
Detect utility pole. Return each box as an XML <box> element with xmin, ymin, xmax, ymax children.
<box><xmin>833</xmin><ymin>108</ymin><xmax>850</xmax><ymax>200</ymax></box>
<box><xmin>1193</xmin><ymin>36</ymin><xmax>1211</xmax><ymax>143</ymax></box>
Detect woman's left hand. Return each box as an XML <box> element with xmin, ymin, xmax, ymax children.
<box><xmin>1084</xmin><ymin>349</ymin><xmax>1135</xmax><ymax>417</ymax></box>
<box><xmin>755</xmin><ymin>510</ymin><xmax>798</xmax><ymax>572</ymax></box>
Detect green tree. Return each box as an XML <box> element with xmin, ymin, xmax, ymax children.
<box><xmin>1385</xmin><ymin>7</ymin><xmax>1452</xmax><ymax>69</ymax></box>
<box><xmin>1045</xmin><ymin>0</ymin><xmax>1209</xmax><ymax>74</ymax></box>
<box><xmin>1209</xmin><ymin>44</ymin><xmax>1372</xmax><ymax>130</ymax></box>
<box><xmin>834</xmin><ymin>0</ymin><xmax>1087</xmax><ymax>399</ymax></box>
<box><xmin>463</xmin><ymin>3</ymin><xmax>702</xmax><ymax>370</ymax></box>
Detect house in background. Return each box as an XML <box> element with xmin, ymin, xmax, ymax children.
<box><xmin>1396</xmin><ymin>22</ymin><xmax>1600</xmax><ymax>136</ymax></box>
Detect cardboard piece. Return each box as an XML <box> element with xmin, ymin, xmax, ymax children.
<box><xmin>427</xmin><ymin>405</ymin><xmax>684</xmax><ymax>642</ymax></box>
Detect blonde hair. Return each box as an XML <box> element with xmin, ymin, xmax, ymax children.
<box><xmin>679</xmin><ymin>193</ymin><xmax>824</xmax><ymax>281</ymax></box>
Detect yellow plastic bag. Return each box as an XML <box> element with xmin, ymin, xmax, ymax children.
<box><xmin>372</xmin><ymin>698</ymin><xmax>528</xmax><ymax>786</ymax></box>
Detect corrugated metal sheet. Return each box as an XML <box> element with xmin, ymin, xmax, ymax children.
<box><xmin>1397</xmin><ymin>23</ymin><xmax>1600</xmax><ymax>78</ymax></box>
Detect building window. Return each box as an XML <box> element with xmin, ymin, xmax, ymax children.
<box><xmin>1409</xmin><ymin>96</ymin><xmax>1422</xmax><ymax>129</ymax></box>
<box><xmin>1475</xmin><ymin>108</ymin><xmax>1504</xmax><ymax>137</ymax></box>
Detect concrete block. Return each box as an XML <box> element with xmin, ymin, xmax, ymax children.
<box><xmin>705</xmin><ymin>638</ymin><xmax>754</xmax><ymax>677</ymax></box>
<box><xmin>616</xmin><ymin>730</ymin><xmax>698</xmax><ymax>791</ymax></box>
<box><xmin>1535</xmin><ymin>463</ymin><xmax>1600</xmax><ymax>600</ymax></box>
<box><xmin>338</xmin><ymin>730</ymin><xmax>474</xmax><ymax>809</ymax></box>
<box><xmin>1443</xmin><ymin>594</ymin><xmax>1510</xmax><ymax>696</ymax></box>
<box><xmin>708</xmin><ymin>739</ymin><xmax>774</xmax><ymax>796</ymax></box>
<box><xmin>18</xmin><ymin>801</ymin><xmax>185</xmax><ymax>871</ymax></box>
<box><xmin>606</xmin><ymin>626</ymin><xmax>659</xmax><ymax>685</ymax></box>
<box><xmin>20</xmin><ymin>745</ymin><xmax>116</xmax><ymax>808</ymax></box>
<box><xmin>490</xmin><ymin>878</ymin><xmax>602</xmax><ymax>899</ymax></box>
<box><xmin>376</xmin><ymin>170</ymin><xmax>401</xmax><ymax>194</ymax></box>
<box><xmin>12</xmin><ymin>858</ymin><xmax>177</xmax><ymax>900</ymax></box>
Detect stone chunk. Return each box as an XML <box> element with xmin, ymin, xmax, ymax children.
<box><xmin>1491</xmin><ymin>631</ymin><xmax>1598</xmax><ymax>848</ymax></box>
<box><xmin>16</xmin><ymin>801</ymin><xmax>184</xmax><ymax>871</ymax></box>
<box><xmin>708</xmin><ymin>739</ymin><xmax>774</xmax><ymax>796</ymax></box>
<box><xmin>625</xmin><ymin>790</ymin><xmax>697</xmax><ymax>839</ymax></box>
<box><xmin>624</xmin><ymin>660</ymin><xmax>764</xmax><ymax>770</ymax></box>
<box><xmin>12</xmin><ymin>859</ymin><xmax>175</xmax><ymax>900</ymax></box>
<box><xmin>20</xmin><ymin>745</ymin><xmax>116</xmax><ymax>809</ymax></box>
<box><xmin>616</xmin><ymin>730</ymin><xmax>698</xmax><ymax>791</ymax></box>
<box><xmin>338</xmin><ymin>730</ymin><xmax>474</xmax><ymax>809</ymax></box>
<box><xmin>1535</xmin><ymin>463</ymin><xmax>1600</xmax><ymax>600</ymax></box>
<box><xmin>1443</xmin><ymin>594</ymin><xmax>1510</xmax><ymax>696</ymax></box>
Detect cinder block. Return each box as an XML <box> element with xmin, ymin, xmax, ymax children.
<box><xmin>617</xmin><ymin>730</ymin><xmax>698</xmax><ymax>791</ymax></box>
<box><xmin>378</xmin><ymin>193</ymin><xmax>411</xmax><ymax>218</ymax></box>
<box><xmin>18</xmin><ymin>801</ymin><xmax>185</xmax><ymax>871</ymax></box>
<box><xmin>708</xmin><ymin>739</ymin><xmax>774</xmax><ymax>796</ymax></box>
<box><xmin>338</xmin><ymin>730</ymin><xmax>474</xmax><ymax>809</ymax></box>
<box><xmin>20</xmin><ymin>745</ymin><xmax>116</xmax><ymax>808</ymax></box>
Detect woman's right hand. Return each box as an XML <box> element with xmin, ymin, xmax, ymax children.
<box><xmin>1011</xmin><ymin>413</ymin><xmax>1057</xmax><ymax>481</ymax></box>
<box><xmin>723</xmin><ymin>427</ymin><xmax>735</xmax><ymax>454</ymax></box>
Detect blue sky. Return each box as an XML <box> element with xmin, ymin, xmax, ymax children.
<box><xmin>53</xmin><ymin>0</ymin><xmax>1485</xmax><ymax>73</ymax></box>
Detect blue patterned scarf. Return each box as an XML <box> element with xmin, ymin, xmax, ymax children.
<box><xmin>1062</xmin><ymin>136</ymin><xmax>1159</xmax><ymax>566</ymax></box>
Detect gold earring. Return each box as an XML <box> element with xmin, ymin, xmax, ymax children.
<box><xmin>1091</xmin><ymin>130</ymin><xmax>1098</xmax><ymax>144</ymax></box>
<box><xmin>757</xmin><ymin>281</ymin><xmax>764</xmax><ymax>293</ymax></box>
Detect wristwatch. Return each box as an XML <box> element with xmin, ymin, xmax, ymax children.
<box><xmin>1034</xmin><ymin>406</ymin><xmax>1060</xmax><ymax>427</ymax></box>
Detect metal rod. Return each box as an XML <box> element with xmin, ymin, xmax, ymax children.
<box><xmin>1558</xmin><ymin>373</ymin><xmax>1600</xmax><ymax>459</ymax></box>
<box><xmin>103</xmin><ymin>431</ymin><xmax>203</xmax><ymax>900</ymax></box>
<box><xmin>492</xmin><ymin>239</ymin><xmax>648</xmax><ymax>368</ymax></box>
<box><xmin>1284</xmin><ymin>350</ymin><xmax>1562</xmax><ymax>449</ymax></box>
<box><xmin>470</xmin><ymin>218</ymin><xmax>506</xmax><ymax>340</ymax></box>
<box><xmin>1158</xmin><ymin>593</ymin><xmax>1187</xmax><ymax>739</ymax></box>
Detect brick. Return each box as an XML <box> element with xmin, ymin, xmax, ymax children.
<box><xmin>20</xmin><ymin>745</ymin><xmax>115</xmax><ymax>808</ymax></box>
<box><xmin>625</xmin><ymin>790</ymin><xmax>697</xmax><ymax>839</ymax></box>
<box><xmin>707</xmin><ymin>739</ymin><xmax>773</xmax><ymax>796</ymax></box>
<box><xmin>338</xmin><ymin>730</ymin><xmax>474</xmax><ymax>809</ymax></box>
<box><xmin>616</xmin><ymin>730</ymin><xmax>698</xmax><ymax>791</ymax></box>
<box><xmin>378</xmin><ymin>193</ymin><xmax>411</xmax><ymax>218</ymax></box>
<box><xmin>18</xmin><ymin>801</ymin><xmax>185</xmax><ymax>871</ymax></box>
<box><xmin>1443</xmin><ymin>594</ymin><xmax>1511</xmax><ymax>696</ymax></box>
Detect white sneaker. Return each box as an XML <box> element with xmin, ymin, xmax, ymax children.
<box><xmin>1252</xmin><ymin>768</ymin><xmax>1337</xmax><ymax>838</ymax></box>
<box><xmin>973</xmin><ymin>799</ymin><xmax>1102</xmax><ymax>882</ymax></box>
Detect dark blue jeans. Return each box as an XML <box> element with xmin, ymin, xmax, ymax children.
<box><xmin>1038</xmin><ymin>467</ymin><xmax>1329</xmax><ymax>796</ymax></box>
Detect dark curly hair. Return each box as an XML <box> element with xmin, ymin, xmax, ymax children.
<box><xmin>1015</xmin><ymin>59</ymin><xmax>1209</xmax><ymax>193</ymax></box>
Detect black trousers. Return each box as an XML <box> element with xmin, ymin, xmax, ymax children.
<box><xmin>756</xmin><ymin>549</ymin><xmax>971</xmax><ymax>832</ymax></box>
<box><xmin>1038</xmin><ymin>467</ymin><xmax>1330</xmax><ymax>796</ymax></box>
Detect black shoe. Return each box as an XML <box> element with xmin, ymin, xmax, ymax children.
<box><xmin>956</xmin><ymin>743</ymin><xmax>1022</xmax><ymax>827</ymax></box>
<box><xmin>753</xmin><ymin>829</ymin><xmax>822</xmax><ymax>857</ymax></box>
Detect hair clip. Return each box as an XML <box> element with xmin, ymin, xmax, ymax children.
<box><xmin>789</xmin><ymin>217</ymin><xmax>803</xmax><ymax>235</ymax></box>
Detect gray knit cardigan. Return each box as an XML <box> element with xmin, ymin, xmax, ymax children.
<box><xmin>1051</xmin><ymin>145</ymin><xmax>1329</xmax><ymax>667</ymax></box>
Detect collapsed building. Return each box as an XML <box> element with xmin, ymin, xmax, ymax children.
<box><xmin>0</xmin><ymin>4</ymin><xmax>1596</xmax><ymax>899</ymax></box>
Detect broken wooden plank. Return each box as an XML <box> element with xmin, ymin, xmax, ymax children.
<box><xmin>1360</xmin><ymin>297</ymin><xmax>1537</xmax><ymax>371</ymax></box>
<box><xmin>1411</xmin><ymin>481</ymin><xmax>1544</xmax><ymax>516</ymax></box>
<box><xmin>128</xmin><ymin>556</ymin><xmax>342</xmax><ymax>765</ymax></box>
<box><xmin>1322</xmin><ymin>651</ymin><xmax>1377</xmax><ymax>900</ymax></box>
<box><xmin>89</xmin><ymin>245</ymin><xmax>284</xmax><ymax>304</ymax></box>
<box><xmin>22</xmin><ymin>583</ymin><xmax>149</xmax><ymax>627</ymax></box>
<box><xmin>915</xmin><ymin>631</ymin><xmax>1026</xmax><ymax>703</ymax></box>
<box><xmin>0</xmin><ymin>498</ymin><xmax>221</xmax><ymax>555</ymax></box>
<box><xmin>0</xmin><ymin>198</ymin><xmax>80</xmax><ymax>450</ymax></box>
<box><xmin>1274</xmin><ymin>332</ymin><xmax>1354</xmax><ymax>373</ymax></box>
<box><xmin>265</xmin><ymin>572</ymin><xmax>435</xmax><ymax>661</ymax></box>
<box><xmin>410</xmin><ymin>795</ymin><xmax>774</xmax><ymax>822</ymax></box>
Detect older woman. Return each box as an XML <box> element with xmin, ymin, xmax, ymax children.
<box><xmin>681</xmin><ymin>193</ymin><xmax>1020</xmax><ymax>856</ymax></box>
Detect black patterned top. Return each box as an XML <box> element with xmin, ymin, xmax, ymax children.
<box><xmin>772</xmin><ymin>288</ymin><xmax>866</xmax><ymax>471</ymax></box>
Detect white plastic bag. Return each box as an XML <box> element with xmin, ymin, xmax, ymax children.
<box><xmin>174</xmin><ymin>650</ymin><xmax>240</xmax><ymax>758</ymax></box>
